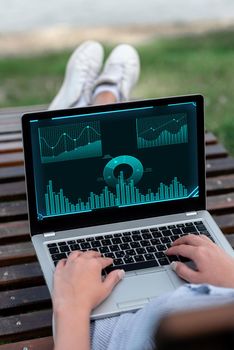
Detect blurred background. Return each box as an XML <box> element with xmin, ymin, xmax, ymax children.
<box><xmin>0</xmin><ymin>0</ymin><xmax>234</xmax><ymax>153</ymax></box>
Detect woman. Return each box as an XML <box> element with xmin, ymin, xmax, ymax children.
<box><xmin>49</xmin><ymin>41</ymin><xmax>234</xmax><ymax>350</ymax></box>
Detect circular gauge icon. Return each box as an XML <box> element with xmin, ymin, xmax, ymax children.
<box><xmin>103</xmin><ymin>155</ymin><xmax>144</xmax><ymax>187</ymax></box>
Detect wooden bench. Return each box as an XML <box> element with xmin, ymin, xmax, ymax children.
<box><xmin>0</xmin><ymin>106</ymin><xmax>234</xmax><ymax>349</ymax></box>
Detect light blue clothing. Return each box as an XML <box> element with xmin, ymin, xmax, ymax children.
<box><xmin>91</xmin><ymin>284</ymin><xmax>234</xmax><ymax>350</ymax></box>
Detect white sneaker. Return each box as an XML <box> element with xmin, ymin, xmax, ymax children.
<box><xmin>49</xmin><ymin>41</ymin><xmax>104</xmax><ymax>110</ymax></box>
<box><xmin>92</xmin><ymin>44</ymin><xmax>140</xmax><ymax>102</ymax></box>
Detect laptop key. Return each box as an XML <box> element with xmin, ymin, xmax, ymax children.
<box><xmin>151</xmin><ymin>231</ymin><xmax>162</xmax><ymax>238</ymax></box>
<box><xmin>80</xmin><ymin>242</ymin><xmax>91</xmax><ymax>249</ymax></box>
<box><xmin>67</xmin><ymin>240</ymin><xmax>76</xmax><ymax>245</ymax></box>
<box><xmin>99</xmin><ymin>246</ymin><xmax>110</xmax><ymax>254</ymax></box>
<box><xmin>91</xmin><ymin>241</ymin><xmax>101</xmax><ymax>248</ymax></box>
<box><xmin>130</xmin><ymin>241</ymin><xmax>141</xmax><ymax>248</ymax></box>
<box><xmin>142</xmin><ymin>233</ymin><xmax>152</xmax><ymax>239</ymax></box>
<box><xmin>123</xmin><ymin>232</ymin><xmax>131</xmax><ymax>236</ymax></box>
<box><xmin>95</xmin><ymin>236</ymin><xmax>104</xmax><ymax>240</ymax></box>
<box><xmin>136</xmin><ymin>247</ymin><xmax>146</xmax><ymax>254</ymax></box>
<box><xmin>70</xmin><ymin>244</ymin><xmax>80</xmax><ymax>251</ymax></box>
<box><xmin>120</xmin><ymin>243</ymin><xmax>130</xmax><ymax>250</ymax></box>
<box><xmin>160</xmin><ymin>237</ymin><xmax>171</xmax><ymax>244</ymax></box>
<box><xmin>86</xmin><ymin>237</ymin><xmax>95</xmax><ymax>242</ymax></box>
<box><xmin>158</xmin><ymin>258</ymin><xmax>169</xmax><ymax>266</ymax></box>
<box><xmin>140</xmin><ymin>240</ymin><xmax>150</xmax><ymax>247</ymax></box>
<box><xmin>157</xmin><ymin>244</ymin><xmax>167</xmax><ymax>251</ymax></box>
<box><xmin>132</xmin><ymin>230</ymin><xmax>140</xmax><ymax>234</ymax></box>
<box><xmin>132</xmin><ymin>235</ymin><xmax>142</xmax><ymax>241</ymax></box>
<box><xmin>124</xmin><ymin>256</ymin><xmax>134</xmax><ymax>264</ymax></box>
<box><xmin>51</xmin><ymin>253</ymin><xmax>67</xmax><ymax>261</ymax></box>
<box><xmin>155</xmin><ymin>252</ymin><xmax>166</xmax><ymax>259</ymax></box>
<box><xmin>146</xmin><ymin>246</ymin><xmax>156</xmax><ymax>253</ymax></box>
<box><xmin>110</xmin><ymin>245</ymin><xmax>120</xmax><ymax>252</ymax></box>
<box><xmin>145</xmin><ymin>253</ymin><xmax>155</xmax><ymax>261</ymax></box>
<box><xmin>47</xmin><ymin>243</ymin><xmax>57</xmax><ymax>248</ymax></box>
<box><xmin>134</xmin><ymin>255</ymin><xmax>145</xmax><ymax>262</ymax></box>
<box><xmin>49</xmin><ymin>247</ymin><xmax>59</xmax><ymax>254</ymax></box>
<box><xmin>125</xmin><ymin>249</ymin><xmax>136</xmax><ymax>256</ymax></box>
<box><xmin>58</xmin><ymin>241</ymin><xmax>66</xmax><ymax>246</ymax></box>
<box><xmin>112</xmin><ymin>237</ymin><xmax>122</xmax><ymax>245</ymax></box>
<box><xmin>150</xmin><ymin>227</ymin><xmax>159</xmax><ymax>232</ymax></box>
<box><xmin>115</xmin><ymin>251</ymin><xmax>125</xmax><ymax>258</ymax></box>
<box><xmin>113</xmin><ymin>258</ymin><xmax>124</xmax><ymax>266</ymax></box>
<box><xmin>101</xmin><ymin>239</ymin><xmax>112</xmax><ymax>246</ymax></box>
<box><xmin>168</xmin><ymin>225</ymin><xmax>176</xmax><ymax>229</ymax></box>
<box><xmin>161</xmin><ymin>230</ymin><xmax>172</xmax><ymax>237</ymax></box>
<box><xmin>182</xmin><ymin>226</ymin><xmax>197</xmax><ymax>234</ymax></box>
<box><xmin>158</xmin><ymin>226</ymin><xmax>167</xmax><ymax>230</ymax></box>
<box><xmin>151</xmin><ymin>238</ymin><xmax>160</xmax><ymax>245</ymax></box>
<box><xmin>177</xmin><ymin>223</ymin><xmax>185</xmax><ymax>227</ymax></box>
<box><xmin>141</xmin><ymin>229</ymin><xmax>150</xmax><ymax>233</ymax></box>
<box><xmin>77</xmin><ymin>239</ymin><xmax>85</xmax><ymax>243</ymax></box>
<box><xmin>104</xmin><ymin>252</ymin><xmax>115</xmax><ymax>259</ymax></box>
<box><xmin>122</xmin><ymin>237</ymin><xmax>132</xmax><ymax>243</ymax></box>
<box><xmin>59</xmin><ymin>245</ymin><xmax>70</xmax><ymax>253</ymax></box>
<box><xmin>172</xmin><ymin>228</ymin><xmax>182</xmax><ymax>235</ymax></box>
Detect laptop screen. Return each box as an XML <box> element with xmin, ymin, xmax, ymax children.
<box><xmin>27</xmin><ymin>97</ymin><xmax>202</xmax><ymax>226</ymax></box>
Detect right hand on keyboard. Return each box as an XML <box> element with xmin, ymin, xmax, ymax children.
<box><xmin>166</xmin><ymin>234</ymin><xmax>234</xmax><ymax>288</ymax></box>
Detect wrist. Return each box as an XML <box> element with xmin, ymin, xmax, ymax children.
<box><xmin>53</xmin><ymin>301</ymin><xmax>92</xmax><ymax>319</ymax></box>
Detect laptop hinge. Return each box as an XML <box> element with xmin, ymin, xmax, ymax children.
<box><xmin>43</xmin><ymin>232</ymin><xmax>56</xmax><ymax>237</ymax></box>
<box><xmin>186</xmin><ymin>211</ymin><xmax>198</xmax><ymax>216</ymax></box>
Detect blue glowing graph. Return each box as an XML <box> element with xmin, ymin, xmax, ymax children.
<box><xmin>38</xmin><ymin>121</ymin><xmax>102</xmax><ymax>163</ymax></box>
<box><xmin>43</xmin><ymin>173</ymin><xmax>199</xmax><ymax>217</ymax></box>
<box><xmin>136</xmin><ymin>113</ymin><xmax>188</xmax><ymax>150</ymax></box>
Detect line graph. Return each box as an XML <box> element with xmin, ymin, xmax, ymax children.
<box><xmin>136</xmin><ymin>113</ymin><xmax>188</xmax><ymax>150</ymax></box>
<box><xmin>38</xmin><ymin>121</ymin><xmax>102</xmax><ymax>163</ymax></box>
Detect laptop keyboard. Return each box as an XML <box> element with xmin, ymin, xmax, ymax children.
<box><xmin>47</xmin><ymin>221</ymin><xmax>214</xmax><ymax>273</ymax></box>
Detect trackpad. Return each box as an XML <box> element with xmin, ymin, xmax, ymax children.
<box><xmin>115</xmin><ymin>271</ymin><xmax>174</xmax><ymax>304</ymax></box>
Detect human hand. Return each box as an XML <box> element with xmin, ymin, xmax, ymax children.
<box><xmin>166</xmin><ymin>234</ymin><xmax>234</xmax><ymax>288</ymax></box>
<box><xmin>52</xmin><ymin>250</ymin><xmax>125</xmax><ymax>314</ymax></box>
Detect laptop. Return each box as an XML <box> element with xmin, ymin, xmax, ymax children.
<box><xmin>22</xmin><ymin>94</ymin><xmax>234</xmax><ymax>319</ymax></box>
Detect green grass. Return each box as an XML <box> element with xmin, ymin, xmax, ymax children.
<box><xmin>0</xmin><ymin>29</ymin><xmax>234</xmax><ymax>154</ymax></box>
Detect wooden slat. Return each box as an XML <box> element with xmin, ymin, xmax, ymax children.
<box><xmin>0</xmin><ymin>200</ymin><xmax>27</xmax><ymax>222</ymax></box>
<box><xmin>205</xmin><ymin>132</ymin><xmax>217</xmax><ymax>145</ymax></box>
<box><xmin>0</xmin><ymin>221</ymin><xmax>29</xmax><ymax>243</ymax></box>
<box><xmin>0</xmin><ymin>153</ymin><xmax>24</xmax><ymax>167</ymax></box>
<box><xmin>206</xmin><ymin>157</ymin><xmax>234</xmax><ymax>177</ymax></box>
<box><xmin>0</xmin><ymin>181</ymin><xmax>26</xmax><ymax>201</ymax></box>
<box><xmin>0</xmin><ymin>262</ymin><xmax>44</xmax><ymax>289</ymax></box>
<box><xmin>0</xmin><ymin>166</ymin><xmax>25</xmax><ymax>183</ymax></box>
<box><xmin>206</xmin><ymin>174</ymin><xmax>234</xmax><ymax>195</ymax></box>
<box><xmin>0</xmin><ymin>142</ymin><xmax>23</xmax><ymax>154</ymax></box>
<box><xmin>207</xmin><ymin>192</ymin><xmax>234</xmax><ymax>214</ymax></box>
<box><xmin>0</xmin><ymin>285</ymin><xmax>50</xmax><ymax>314</ymax></box>
<box><xmin>0</xmin><ymin>133</ymin><xmax>21</xmax><ymax>143</ymax></box>
<box><xmin>205</xmin><ymin>143</ymin><xmax>228</xmax><ymax>159</ymax></box>
<box><xmin>0</xmin><ymin>124</ymin><xmax>22</xmax><ymax>134</ymax></box>
<box><xmin>0</xmin><ymin>242</ymin><xmax>36</xmax><ymax>267</ymax></box>
<box><xmin>0</xmin><ymin>309</ymin><xmax>52</xmax><ymax>341</ymax></box>
<box><xmin>0</xmin><ymin>336</ymin><xmax>53</xmax><ymax>350</ymax></box>
<box><xmin>213</xmin><ymin>214</ymin><xmax>234</xmax><ymax>234</ymax></box>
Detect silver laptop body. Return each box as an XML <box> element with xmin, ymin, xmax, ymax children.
<box><xmin>22</xmin><ymin>95</ymin><xmax>234</xmax><ymax>319</ymax></box>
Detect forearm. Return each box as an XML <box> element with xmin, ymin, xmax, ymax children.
<box><xmin>54</xmin><ymin>308</ymin><xmax>91</xmax><ymax>350</ymax></box>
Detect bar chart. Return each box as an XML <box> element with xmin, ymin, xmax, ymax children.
<box><xmin>44</xmin><ymin>173</ymin><xmax>190</xmax><ymax>217</ymax></box>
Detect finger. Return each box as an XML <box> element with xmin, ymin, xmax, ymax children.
<box><xmin>82</xmin><ymin>250</ymin><xmax>101</xmax><ymax>259</ymax></box>
<box><xmin>67</xmin><ymin>250</ymin><xmax>83</xmax><ymax>262</ymax></box>
<box><xmin>98</xmin><ymin>257</ymin><xmax>114</xmax><ymax>269</ymax></box>
<box><xmin>103</xmin><ymin>269</ymin><xmax>125</xmax><ymax>296</ymax></box>
<box><xmin>55</xmin><ymin>258</ymin><xmax>66</xmax><ymax>270</ymax></box>
<box><xmin>166</xmin><ymin>244</ymin><xmax>197</xmax><ymax>260</ymax></box>
<box><xmin>170</xmin><ymin>261</ymin><xmax>198</xmax><ymax>283</ymax></box>
<box><xmin>171</xmin><ymin>234</ymin><xmax>207</xmax><ymax>247</ymax></box>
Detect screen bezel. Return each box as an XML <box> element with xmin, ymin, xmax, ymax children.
<box><xmin>22</xmin><ymin>94</ymin><xmax>206</xmax><ymax>236</ymax></box>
